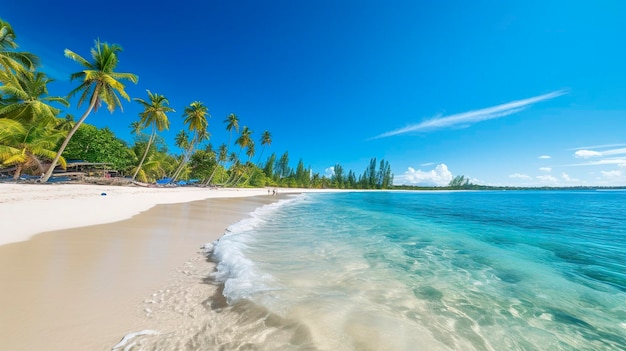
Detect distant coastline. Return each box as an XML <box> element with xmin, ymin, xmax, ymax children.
<box><xmin>393</xmin><ymin>184</ymin><xmax>626</xmax><ymax>191</ymax></box>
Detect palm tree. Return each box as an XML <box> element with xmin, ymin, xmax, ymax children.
<box><xmin>41</xmin><ymin>39</ymin><xmax>138</xmax><ymax>182</ymax></box>
<box><xmin>226</xmin><ymin>126</ymin><xmax>252</xmax><ymax>186</ymax></box>
<box><xmin>256</xmin><ymin>130</ymin><xmax>272</xmax><ymax>164</ymax></box>
<box><xmin>169</xmin><ymin>129</ymin><xmax>189</xmax><ymax>179</ymax></box>
<box><xmin>56</xmin><ymin>114</ymin><xmax>75</xmax><ymax>132</ymax></box>
<box><xmin>223</xmin><ymin>151</ymin><xmax>239</xmax><ymax>185</ymax></box>
<box><xmin>0</xmin><ymin>19</ymin><xmax>39</xmax><ymax>74</ymax></box>
<box><xmin>174</xmin><ymin>129</ymin><xmax>190</xmax><ymax>151</ymax></box>
<box><xmin>171</xmin><ymin>101</ymin><xmax>209</xmax><ymax>182</ymax></box>
<box><xmin>234</xmin><ymin>141</ymin><xmax>256</xmax><ymax>186</ymax></box>
<box><xmin>129</xmin><ymin>120</ymin><xmax>142</xmax><ymax>136</ymax></box>
<box><xmin>131</xmin><ymin>90</ymin><xmax>173</xmax><ymax>181</ymax></box>
<box><xmin>235</xmin><ymin>126</ymin><xmax>252</xmax><ymax>158</ymax></box>
<box><xmin>0</xmin><ymin>118</ymin><xmax>67</xmax><ymax>179</ymax></box>
<box><xmin>0</xmin><ymin>71</ymin><xmax>69</xmax><ymax>125</ymax></box>
<box><xmin>204</xmin><ymin>143</ymin><xmax>228</xmax><ymax>186</ymax></box>
<box><xmin>224</xmin><ymin>113</ymin><xmax>239</xmax><ymax>148</ymax></box>
<box><xmin>222</xmin><ymin>113</ymin><xmax>239</xmax><ymax>167</ymax></box>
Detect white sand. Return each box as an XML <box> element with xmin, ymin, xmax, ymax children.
<box><xmin>0</xmin><ymin>183</ymin><xmax>340</xmax><ymax>350</ymax></box>
<box><xmin>0</xmin><ymin>184</ymin><xmax>318</xmax><ymax>247</ymax></box>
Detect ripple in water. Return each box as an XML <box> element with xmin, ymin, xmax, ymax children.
<box><xmin>200</xmin><ymin>191</ymin><xmax>626</xmax><ymax>350</ymax></box>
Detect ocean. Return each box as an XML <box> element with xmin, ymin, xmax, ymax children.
<box><xmin>148</xmin><ymin>190</ymin><xmax>626</xmax><ymax>350</ymax></box>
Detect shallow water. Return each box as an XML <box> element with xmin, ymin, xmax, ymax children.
<box><xmin>143</xmin><ymin>190</ymin><xmax>626</xmax><ymax>350</ymax></box>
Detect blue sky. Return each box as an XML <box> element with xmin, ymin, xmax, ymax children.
<box><xmin>4</xmin><ymin>1</ymin><xmax>626</xmax><ymax>186</ymax></box>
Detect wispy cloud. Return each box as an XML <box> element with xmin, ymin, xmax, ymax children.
<box><xmin>568</xmin><ymin>143</ymin><xmax>626</xmax><ymax>150</ymax></box>
<box><xmin>371</xmin><ymin>90</ymin><xmax>568</xmax><ymax>139</ymax></box>
<box><xmin>601</xmin><ymin>170</ymin><xmax>622</xmax><ymax>178</ymax></box>
<box><xmin>509</xmin><ymin>173</ymin><xmax>531</xmax><ymax>179</ymax></box>
<box><xmin>566</xmin><ymin>158</ymin><xmax>626</xmax><ymax>167</ymax></box>
<box><xmin>569</xmin><ymin>147</ymin><xmax>626</xmax><ymax>169</ymax></box>
<box><xmin>574</xmin><ymin>147</ymin><xmax>626</xmax><ymax>159</ymax></box>
<box><xmin>537</xmin><ymin>175</ymin><xmax>558</xmax><ymax>182</ymax></box>
<box><xmin>538</xmin><ymin>155</ymin><xmax>551</xmax><ymax>159</ymax></box>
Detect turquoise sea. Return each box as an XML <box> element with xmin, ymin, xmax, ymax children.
<box><xmin>209</xmin><ymin>191</ymin><xmax>626</xmax><ymax>350</ymax></box>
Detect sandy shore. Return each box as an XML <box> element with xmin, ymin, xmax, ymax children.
<box><xmin>0</xmin><ymin>183</ymin><xmax>326</xmax><ymax>350</ymax></box>
<box><xmin>0</xmin><ymin>184</ymin><xmax>294</xmax><ymax>247</ymax></box>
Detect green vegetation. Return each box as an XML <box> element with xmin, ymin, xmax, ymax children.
<box><xmin>0</xmin><ymin>18</ymin><xmax>395</xmax><ymax>189</ymax></box>
<box><xmin>131</xmin><ymin>90</ymin><xmax>173</xmax><ymax>181</ymax></box>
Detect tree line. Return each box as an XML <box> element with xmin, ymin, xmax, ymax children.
<box><xmin>0</xmin><ymin>19</ymin><xmax>393</xmax><ymax>189</ymax></box>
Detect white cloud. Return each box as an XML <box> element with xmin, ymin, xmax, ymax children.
<box><xmin>538</xmin><ymin>155</ymin><xmax>551</xmax><ymax>159</ymax></box>
<box><xmin>509</xmin><ymin>173</ymin><xmax>531</xmax><ymax>179</ymax></box>
<box><xmin>420</xmin><ymin>162</ymin><xmax>434</xmax><ymax>167</ymax></box>
<box><xmin>396</xmin><ymin>163</ymin><xmax>453</xmax><ymax>186</ymax></box>
<box><xmin>372</xmin><ymin>90</ymin><xmax>567</xmax><ymax>138</ymax></box>
<box><xmin>566</xmin><ymin>158</ymin><xmax>626</xmax><ymax>167</ymax></box>
<box><xmin>601</xmin><ymin>148</ymin><xmax>626</xmax><ymax>157</ymax></box>
<box><xmin>573</xmin><ymin>147</ymin><xmax>626</xmax><ymax>160</ymax></box>
<box><xmin>537</xmin><ymin>175</ymin><xmax>558</xmax><ymax>182</ymax></box>
<box><xmin>569</xmin><ymin>143</ymin><xmax>626</xmax><ymax>150</ymax></box>
<box><xmin>539</xmin><ymin>167</ymin><xmax>552</xmax><ymax>172</ymax></box>
<box><xmin>574</xmin><ymin>150</ymin><xmax>602</xmax><ymax>158</ymax></box>
<box><xmin>324</xmin><ymin>167</ymin><xmax>335</xmax><ymax>177</ymax></box>
<box><xmin>601</xmin><ymin>170</ymin><xmax>622</xmax><ymax>178</ymax></box>
<box><xmin>561</xmin><ymin>172</ymin><xmax>579</xmax><ymax>182</ymax></box>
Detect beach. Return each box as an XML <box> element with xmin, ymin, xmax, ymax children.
<box><xmin>3</xmin><ymin>186</ymin><xmax>624</xmax><ymax>350</ymax></box>
<box><xmin>0</xmin><ymin>184</ymin><xmax>312</xmax><ymax>350</ymax></box>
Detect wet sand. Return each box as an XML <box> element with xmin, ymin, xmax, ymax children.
<box><xmin>0</xmin><ymin>195</ymin><xmax>281</xmax><ymax>351</ymax></box>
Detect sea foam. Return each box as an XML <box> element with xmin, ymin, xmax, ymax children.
<box><xmin>210</xmin><ymin>194</ymin><xmax>304</xmax><ymax>303</ymax></box>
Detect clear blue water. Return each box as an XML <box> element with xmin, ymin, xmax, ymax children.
<box><xmin>212</xmin><ymin>191</ymin><xmax>626</xmax><ymax>350</ymax></box>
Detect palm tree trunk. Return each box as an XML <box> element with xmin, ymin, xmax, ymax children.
<box><xmin>225</xmin><ymin>147</ymin><xmax>246</xmax><ymax>186</ymax></box>
<box><xmin>236</xmin><ymin>160</ymin><xmax>257</xmax><ymax>187</ymax></box>
<box><xmin>255</xmin><ymin>146</ymin><xmax>266</xmax><ymax>166</ymax></box>
<box><xmin>131</xmin><ymin>131</ymin><xmax>155</xmax><ymax>181</ymax></box>
<box><xmin>232</xmin><ymin>162</ymin><xmax>249</xmax><ymax>187</ymax></box>
<box><xmin>13</xmin><ymin>164</ymin><xmax>22</xmax><ymax>180</ymax></box>
<box><xmin>223</xmin><ymin>167</ymin><xmax>238</xmax><ymax>186</ymax></box>
<box><xmin>204</xmin><ymin>162</ymin><xmax>220</xmax><ymax>186</ymax></box>
<box><xmin>170</xmin><ymin>149</ymin><xmax>189</xmax><ymax>182</ymax></box>
<box><xmin>171</xmin><ymin>140</ymin><xmax>196</xmax><ymax>182</ymax></box>
<box><xmin>41</xmin><ymin>85</ymin><xmax>100</xmax><ymax>183</ymax></box>
<box><xmin>170</xmin><ymin>156</ymin><xmax>185</xmax><ymax>182</ymax></box>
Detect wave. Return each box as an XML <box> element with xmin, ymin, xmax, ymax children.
<box><xmin>207</xmin><ymin>194</ymin><xmax>305</xmax><ymax>303</ymax></box>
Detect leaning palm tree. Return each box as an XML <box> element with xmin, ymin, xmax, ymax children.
<box><xmin>0</xmin><ymin>119</ymin><xmax>67</xmax><ymax>179</ymax></box>
<box><xmin>223</xmin><ymin>151</ymin><xmax>239</xmax><ymax>185</ymax></box>
<box><xmin>0</xmin><ymin>71</ymin><xmax>69</xmax><ymax>125</ymax></box>
<box><xmin>131</xmin><ymin>90</ymin><xmax>173</xmax><ymax>181</ymax></box>
<box><xmin>255</xmin><ymin>130</ymin><xmax>272</xmax><ymax>164</ymax></box>
<box><xmin>169</xmin><ymin>129</ymin><xmax>190</xmax><ymax>179</ymax></box>
<box><xmin>171</xmin><ymin>101</ymin><xmax>210</xmax><ymax>182</ymax></box>
<box><xmin>235</xmin><ymin>126</ymin><xmax>252</xmax><ymax>158</ymax></box>
<box><xmin>0</xmin><ymin>19</ymin><xmax>39</xmax><ymax>74</ymax></box>
<box><xmin>222</xmin><ymin>113</ymin><xmax>239</xmax><ymax>167</ymax></box>
<box><xmin>204</xmin><ymin>142</ymin><xmax>228</xmax><ymax>186</ymax></box>
<box><xmin>226</xmin><ymin>126</ymin><xmax>252</xmax><ymax>186</ymax></box>
<box><xmin>41</xmin><ymin>39</ymin><xmax>138</xmax><ymax>182</ymax></box>
<box><xmin>234</xmin><ymin>141</ymin><xmax>256</xmax><ymax>186</ymax></box>
<box><xmin>224</xmin><ymin>113</ymin><xmax>239</xmax><ymax>149</ymax></box>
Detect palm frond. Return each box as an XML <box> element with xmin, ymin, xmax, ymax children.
<box><xmin>64</xmin><ymin>49</ymin><xmax>92</xmax><ymax>69</ymax></box>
